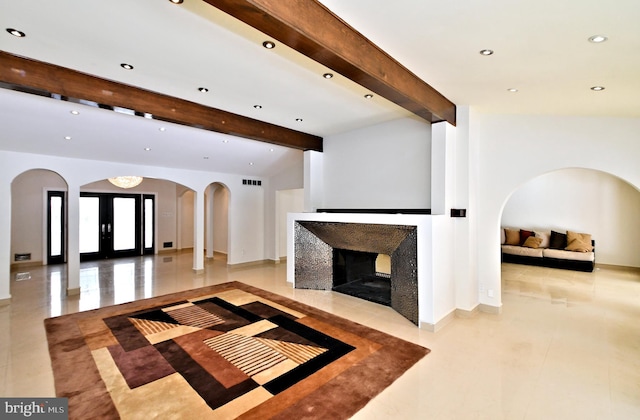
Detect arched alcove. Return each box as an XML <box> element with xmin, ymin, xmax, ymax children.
<box><xmin>499</xmin><ymin>167</ymin><xmax>640</xmax><ymax>293</ymax></box>
<box><xmin>11</xmin><ymin>169</ymin><xmax>68</xmax><ymax>268</ymax></box>
<box><xmin>205</xmin><ymin>182</ymin><xmax>230</xmax><ymax>261</ymax></box>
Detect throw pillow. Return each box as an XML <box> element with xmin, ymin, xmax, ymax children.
<box><xmin>504</xmin><ymin>228</ymin><xmax>520</xmax><ymax>245</ymax></box>
<box><xmin>533</xmin><ymin>230</ymin><xmax>551</xmax><ymax>248</ymax></box>
<box><xmin>549</xmin><ymin>230</ymin><xmax>567</xmax><ymax>249</ymax></box>
<box><xmin>519</xmin><ymin>229</ymin><xmax>534</xmax><ymax>246</ymax></box>
<box><xmin>565</xmin><ymin>231</ymin><xmax>593</xmax><ymax>252</ymax></box>
<box><xmin>523</xmin><ymin>236</ymin><xmax>543</xmax><ymax>249</ymax></box>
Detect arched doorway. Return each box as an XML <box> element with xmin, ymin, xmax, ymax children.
<box><xmin>11</xmin><ymin>169</ymin><xmax>68</xmax><ymax>268</ymax></box>
<box><xmin>499</xmin><ymin>168</ymin><xmax>640</xmax><ymax>294</ymax></box>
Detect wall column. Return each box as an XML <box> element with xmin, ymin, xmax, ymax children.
<box><xmin>0</xmin><ymin>179</ymin><xmax>11</xmax><ymax>303</ymax></box>
<box><xmin>193</xmin><ymin>190</ymin><xmax>205</xmax><ymax>273</ymax></box>
<box><xmin>66</xmin><ymin>183</ymin><xmax>80</xmax><ymax>295</ymax></box>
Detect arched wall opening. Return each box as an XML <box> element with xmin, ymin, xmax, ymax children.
<box><xmin>11</xmin><ymin>169</ymin><xmax>68</xmax><ymax>269</ymax></box>
<box><xmin>205</xmin><ymin>182</ymin><xmax>230</xmax><ymax>261</ymax></box>
<box><xmin>498</xmin><ymin>167</ymin><xmax>640</xmax><ymax>294</ymax></box>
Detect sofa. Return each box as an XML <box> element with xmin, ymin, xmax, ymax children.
<box><xmin>501</xmin><ymin>228</ymin><xmax>595</xmax><ymax>272</ymax></box>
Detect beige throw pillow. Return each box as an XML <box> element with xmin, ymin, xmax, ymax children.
<box><xmin>523</xmin><ymin>236</ymin><xmax>543</xmax><ymax>249</ymax></box>
<box><xmin>565</xmin><ymin>231</ymin><xmax>593</xmax><ymax>252</ymax></box>
<box><xmin>504</xmin><ymin>228</ymin><xmax>520</xmax><ymax>245</ymax></box>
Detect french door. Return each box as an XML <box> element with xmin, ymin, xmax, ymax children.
<box><xmin>79</xmin><ymin>193</ymin><xmax>154</xmax><ymax>261</ymax></box>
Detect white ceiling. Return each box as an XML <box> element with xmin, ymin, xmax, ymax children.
<box><xmin>1</xmin><ymin>0</ymin><xmax>639</xmax><ymax>177</ymax></box>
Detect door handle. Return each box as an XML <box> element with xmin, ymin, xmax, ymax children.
<box><xmin>101</xmin><ymin>224</ymin><xmax>106</xmax><ymax>234</ymax></box>
<box><xmin>107</xmin><ymin>223</ymin><xmax>111</xmax><ymax>233</ymax></box>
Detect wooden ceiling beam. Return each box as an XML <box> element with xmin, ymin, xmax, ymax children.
<box><xmin>203</xmin><ymin>0</ymin><xmax>456</xmax><ymax>126</ymax></box>
<box><xmin>0</xmin><ymin>51</ymin><xmax>323</xmax><ymax>152</ymax></box>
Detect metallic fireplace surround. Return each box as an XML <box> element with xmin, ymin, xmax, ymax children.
<box><xmin>294</xmin><ymin>221</ymin><xmax>418</xmax><ymax>325</ymax></box>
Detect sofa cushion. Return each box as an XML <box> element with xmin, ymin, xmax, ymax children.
<box><xmin>502</xmin><ymin>245</ymin><xmax>544</xmax><ymax>258</ymax></box>
<box><xmin>523</xmin><ymin>236</ymin><xmax>543</xmax><ymax>249</ymax></box>
<box><xmin>533</xmin><ymin>230</ymin><xmax>550</xmax><ymax>248</ymax></box>
<box><xmin>519</xmin><ymin>229</ymin><xmax>534</xmax><ymax>246</ymax></box>
<box><xmin>504</xmin><ymin>228</ymin><xmax>520</xmax><ymax>245</ymax></box>
<box><xmin>549</xmin><ymin>230</ymin><xmax>567</xmax><ymax>249</ymax></box>
<box><xmin>543</xmin><ymin>248</ymin><xmax>595</xmax><ymax>262</ymax></box>
<box><xmin>565</xmin><ymin>231</ymin><xmax>593</xmax><ymax>252</ymax></box>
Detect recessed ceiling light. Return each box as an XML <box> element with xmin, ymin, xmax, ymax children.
<box><xmin>295</xmin><ymin>118</ymin><xmax>303</xmax><ymax>122</ymax></box>
<box><xmin>364</xmin><ymin>94</ymin><xmax>374</xmax><ymax>99</ymax></box>
<box><xmin>144</xmin><ymin>147</ymin><xmax>151</xmax><ymax>151</ymax></box>
<box><xmin>253</xmin><ymin>105</ymin><xmax>262</xmax><ymax>109</ymax></box>
<box><xmin>120</xmin><ymin>63</ymin><xmax>134</xmax><ymax>70</ymax></box>
<box><xmin>198</xmin><ymin>87</ymin><xmax>208</xmax><ymax>93</ymax></box>
<box><xmin>323</xmin><ymin>73</ymin><xmax>334</xmax><ymax>79</ymax></box>
<box><xmin>6</xmin><ymin>28</ymin><xmax>25</xmax><ymax>37</ymax></box>
<box><xmin>269</xmin><ymin>148</ymin><xmax>274</xmax><ymax>152</ymax></box>
<box><xmin>262</xmin><ymin>41</ymin><xmax>276</xmax><ymax>49</ymax></box>
<box><xmin>64</xmin><ymin>136</ymin><xmax>72</xmax><ymax>140</ymax></box>
<box><xmin>159</xmin><ymin>127</ymin><xmax>166</xmax><ymax>132</ymax></box>
<box><xmin>222</xmin><ymin>139</ymin><xmax>229</xmax><ymax>143</ymax></box>
<box><xmin>249</xmin><ymin>162</ymin><xmax>254</xmax><ymax>166</ymax></box>
<box><xmin>479</xmin><ymin>49</ymin><xmax>494</xmax><ymax>56</ymax></box>
<box><xmin>590</xmin><ymin>86</ymin><xmax>605</xmax><ymax>91</ymax></box>
<box><xmin>70</xmin><ymin>110</ymin><xmax>80</xmax><ymax>115</ymax></box>
<box><xmin>168</xmin><ymin>0</ymin><xmax>184</xmax><ymax>4</ymax></box>
<box><xmin>588</xmin><ymin>35</ymin><xmax>608</xmax><ymax>43</ymax></box>
<box><xmin>203</xmin><ymin>156</ymin><xmax>209</xmax><ymax>160</ymax></box>
<box><xmin>507</xmin><ymin>88</ymin><xmax>519</xmax><ymax>92</ymax></box>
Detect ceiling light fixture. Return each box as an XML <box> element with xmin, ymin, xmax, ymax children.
<box><xmin>262</xmin><ymin>41</ymin><xmax>276</xmax><ymax>49</ymax></box>
<box><xmin>203</xmin><ymin>156</ymin><xmax>209</xmax><ymax>160</ymax></box>
<box><xmin>144</xmin><ymin>147</ymin><xmax>151</xmax><ymax>151</ymax></box>
<box><xmin>588</xmin><ymin>35</ymin><xmax>608</xmax><ymax>43</ymax></box>
<box><xmin>590</xmin><ymin>86</ymin><xmax>605</xmax><ymax>91</ymax></box>
<box><xmin>120</xmin><ymin>63</ymin><xmax>134</xmax><ymax>70</ymax></box>
<box><xmin>168</xmin><ymin>0</ymin><xmax>184</xmax><ymax>4</ymax></box>
<box><xmin>323</xmin><ymin>73</ymin><xmax>334</xmax><ymax>79</ymax></box>
<box><xmin>70</xmin><ymin>110</ymin><xmax>80</xmax><ymax>115</ymax></box>
<box><xmin>6</xmin><ymin>28</ymin><xmax>26</xmax><ymax>37</ymax></box>
<box><xmin>222</xmin><ymin>139</ymin><xmax>229</xmax><ymax>143</ymax></box>
<box><xmin>479</xmin><ymin>49</ymin><xmax>494</xmax><ymax>56</ymax></box>
<box><xmin>159</xmin><ymin>127</ymin><xmax>166</xmax><ymax>132</ymax></box>
<box><xmin>198</xmin><ymin>87</ymin><xmax>208</xmax><ymax>93</ymax></box>
<box><xmin>507</xmin><ymin>88</ymin><xmax>519</xmax><ymax>92</ymax></box>
<box><xmin>364</xmin><ymin>94</ymin><xmax>374</xmax><ymax>99</ymax></box>
<box><xmin>64</xmin><ymin>136</ymin><xmax>72</xmax><ymax>140</ymax></box>
<box><xmin>295</xmin><ymin>118</ymin><xmax>303</xmax><ymax>122</ymax></box>
<box><xmin>108</xmin><ymin>176</ymin><xmax>143</xmax><ymax>189</ymax></box>
<box><xmin>253</xmin><ymin>105</ymin><xmax>262</xmax><ymax>109</ymax></box>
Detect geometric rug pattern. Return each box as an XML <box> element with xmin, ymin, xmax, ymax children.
<box><xmin>45</xmin><ymin>282</ymin><xmax>430</xmax><ymax>419</ymax></box>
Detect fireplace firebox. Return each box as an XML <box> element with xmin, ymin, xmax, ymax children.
<box><xmin>293</xmin><ymin>221</ymin><xmax>418</xmax><ymax>325</ymax></box>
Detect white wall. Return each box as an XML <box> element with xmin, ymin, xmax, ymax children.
<box><xmin>502</xmin><ymin>168</ymin><xmax>640</xmax><ymax>267</ymax></box>
<box><xmin>476</xmin><ymin>114</ymin><xmax>640</xmax><ymax>309</ymax></box>
<box><xmin>276</xmin><ymin>189</ymin><xmax>304</xmax><ymax>258</ymax></box>
<box><xmin>323</xmin><ymin>117</ymin><xmax>431</xmax><ymax>209</ymax></box>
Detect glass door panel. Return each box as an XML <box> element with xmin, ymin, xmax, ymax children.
<box><xmin>79</xmin><ymin>196</ymin><xmax>100</xmax><ymax>254</ymax></box>
<box><xmin>113</xmin><ymin>197</ymin><xmax>137</xmax><ymax>251</ymax></box>
<box><xmin>47</xmin><ymin>191</ymin><xmax>66</xmax><ymax>265</ymax></box>
<box><xmin>143</xmin><ymin>195</ymin><xmax>155</xmax><ymax>254</ymax></box>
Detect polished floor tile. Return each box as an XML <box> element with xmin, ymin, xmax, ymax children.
<box><xmin>2</xmin><ymin>254</ymin><xmax>640</xmax><ymax>419</ymax></box>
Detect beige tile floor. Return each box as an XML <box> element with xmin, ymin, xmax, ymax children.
<box><xmin>1</xmin><ymin>253</ymin><xmax>639</xmax><ymax>419</ymax></box>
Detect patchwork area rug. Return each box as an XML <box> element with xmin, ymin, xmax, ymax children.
<box><xmin>44</xmin><ymin>282</ymin><xmax>429</xmax><ymax>419</ymax></box>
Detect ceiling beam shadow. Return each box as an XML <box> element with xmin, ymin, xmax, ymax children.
<box><xmin>0</xmin><ymin>51</ymin><xmax>323</xmax><ymax>152</ymax></box>
<box><xmin>204</xmin><ymin>0</ymin><xmax>456</xmax><ymax>126</ymax></box>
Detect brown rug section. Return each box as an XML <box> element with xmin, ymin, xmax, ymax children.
<box><xmin>44</xmin><ymin>282</ymin><xmax>429</xmax><ymax>419</ymax></box>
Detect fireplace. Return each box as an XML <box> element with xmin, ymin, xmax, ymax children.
<box><xmin>293</xmin><ymin>221</ymin><xmax>418</xmax><ymax>325</ymax></box>
<box><xmin>332</xmin><ymin>249</ymin><xmax>391</xmax><ymax>306</ymax></box>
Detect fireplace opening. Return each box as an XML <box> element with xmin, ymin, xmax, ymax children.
<box><xmin>332</xmin><ymin>249</ymin><xmax>391</xmax><ymax>306</ymax></box>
